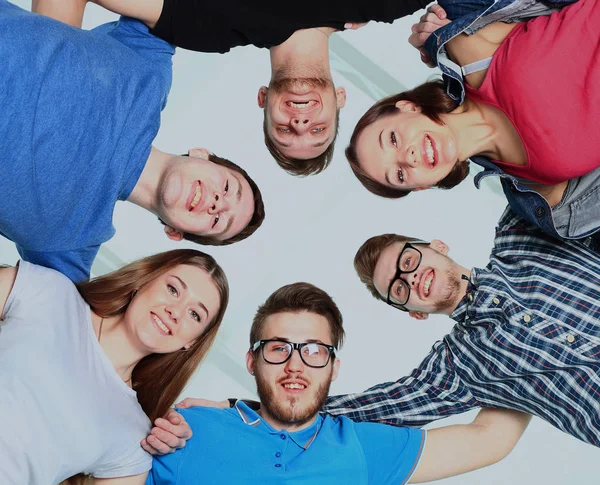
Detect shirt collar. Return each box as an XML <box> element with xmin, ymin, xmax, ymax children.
<box><xmin>450</xmin><ymin>269</ymin><xmax>479</xmax><ymax>323</ymax></box>
<box><xmin>234</xmin><ymin>400</ymin><xmax>323</xmax><ymax>450</ymax></box>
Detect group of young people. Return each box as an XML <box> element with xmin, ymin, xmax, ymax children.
<box><xmin>1</xmin><ymin>0</ymin><xmax>598</xmax><ymax>483</ymax></box>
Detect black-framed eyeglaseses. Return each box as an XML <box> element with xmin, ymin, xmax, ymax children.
<box><xmin>386</xmin><ymin>241</ymin><xmax>430</xmax><ymax>312</ymax></box>
<box><xmin>251</xmin><ymin>339</ymin><xmax>337</xmax><ymax>368</ymax></box>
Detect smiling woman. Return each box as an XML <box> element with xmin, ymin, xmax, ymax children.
<box><xmin>0</xmin><ymin>249</ymin><xmax>229</xmax><ymax>484</ymax></box>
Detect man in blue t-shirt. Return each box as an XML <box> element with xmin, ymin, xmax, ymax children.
<box><xmin>147</xmin><ymin>282</ymin><xmax>530</xmax><ymax>484</ymax></box>
<box><xmin>0</xmin><ymin>0</ymin><xmax>265</xmax><ymax>283</ymax></box>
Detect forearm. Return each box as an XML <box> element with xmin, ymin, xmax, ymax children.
<box><xmin>411</xmin><ymin>408</ymin><xmax>531</xmax><ymax>483</ymax></box>
<box><xmin>32</xmin><ymin>0</ymin><xmax>88</xmax><ymax>27</ymax></box>
<box><xmin>90</xmin><ymin>0</ymin><xmax>163</xmax><ymax>28</ymax></box>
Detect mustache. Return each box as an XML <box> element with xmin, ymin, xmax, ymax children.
<box><xmin>269</xmin><ymin>77</ymin><xmax>334</xmax><ymax>93</ymax></box>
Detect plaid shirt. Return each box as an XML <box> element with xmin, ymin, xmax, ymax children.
<box><xmin>324</xmin><ymin>209</ymin><xmax>600</xmax><ymax>447</ymax></box>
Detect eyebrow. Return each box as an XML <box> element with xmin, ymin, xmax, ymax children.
<box><xmin>172</xmin><ymin>275</ymin><xmax>209</xmax><ymax>317</ymax></box>
<box><xmin>270</xmin><ymin>336</ymin><xmax>327</xmax><ymax>345</ymax></box>
<box><xmin>214</xmin><ymin>174</ymin><xmax>242</xmax><ymax>239</ymax></box>
<box><xmin>312</xmin><ymin>139</ymin><xmax>329</xmax><ymax>148</ymax></box>
<box><xmin>385</xmin><ymin>171</ymin><xmax>393</xmax><ymax>186</ymax></box>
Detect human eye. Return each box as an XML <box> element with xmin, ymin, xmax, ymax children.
<box><xmin>212</xmin><ymin>214</ymin><xmax>220</xmax><ymax>228</ymax></box>
<box><xmin>402</xmin><ymin>255</ymin><xmax>412</xmax><ymax>269</ymax></box>
<box><xmin>390</xmin><ymin>131</ymin><xmax>398</xmax><ymax>148</ymax></box>
<box><xmin>189</xmin><ymin>310</ymin><xmax>201</xmax><ymax>322</ymax></box>
<box><xmin>167</xmin><ymin>284</ymin><xmax>179</xmax><ymax>297</ymax></box>
<box><xmin>224</xmin><ymin>180</ymin><xmax>229</xmax><ymax>194</ymax></box>
<box><xmin>311</xmin><ymin>127</ymin><xmax>324</xmax><ymax>133</ymax></box>
<box><xmin>397</xmin><ymin>167</ymin><xmax>404</xmax><ymax>184</ymax></box>
<box><xmin>277</xmin><ymin>127</ymin><xmax>291</xmax><ymax>133</ymax></box>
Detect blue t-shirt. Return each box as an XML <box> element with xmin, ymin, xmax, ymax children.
<box><xmin>147</xmin><ymin>402</ymin><xmax>425</xmax><ymax>485</ymax></box>
<box><xmin>0</xmin><ymin>0</ymin><xmax>175</xmax><ymax>282</ymax></box>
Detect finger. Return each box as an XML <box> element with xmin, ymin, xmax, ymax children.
<box><xmin>428</xmin><ymin>4</ymin><xmax>447</xmax><ymax>19</ymax></box>
<box><xmin>154</xmin><ymin>417</ymin><xmax>193</xmax><ymax>439</ymax></box>
<box><xmin>408</xmin><ymin>32</ymin><xmax>433</xmax><ymax>50</ymax></box>
<box><xmin>147</xmin><ymin>433</ymin><xmax>176</xmax><ymax>454</ymax></box>
<box><xmin>165</xmin><ymin>410</ymin><xmax>182</xmax><ymax>425</ymax></box>
<box><xmin>150</xmin><ymin>427</ymin><xmax>186</xmax><ymax>449</ymax></box>
<box><xmin>141</xmin><ymin>438</ymin><xmax>163</xmax><ymax>456</ymax></box>
<box><xmin>412</xmin><ymin>21</ymin><xmax>443</xmax><ymax>35</ymax></box>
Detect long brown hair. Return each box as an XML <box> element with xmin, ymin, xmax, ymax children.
<box><xmin>346</xmin><ymin>80</ymin><xmax>470</xmax><ymax>198</ymax></box>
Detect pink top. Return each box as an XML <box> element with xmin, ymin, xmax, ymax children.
<box><xmin>465</xmin><ymin>0</ymin><xmax>600</xmax><ymax>185</ymax></box>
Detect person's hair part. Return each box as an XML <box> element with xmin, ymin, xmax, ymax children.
<box><xmin>250</xmin><ymin>282</ymin><xmax>345</xmax><ymax>350</ymax></box>
<box><xmin>263</xmin><ymin>109</ymin><xmax>340</xmax><ymax>176</ymax></box>
<box><xmin>346</xmin><ymin>80</ymin><xmax>470</xmax><ymax>198</ymax></box>
<box><xmin>166</xmin><ymin>153</ymin><xmax>265</xmax><ymax>245</ymax></box>
<box><xmin>354</xmin><ymin>234</ymin><xmax>421</xmax><ymax>300</ymax></box>
<box><xmin>77</xmin><ymin>249</ymin><xmax>229</xmax><ymax>423</ymax></box>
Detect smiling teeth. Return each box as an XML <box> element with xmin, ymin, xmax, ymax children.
<box><xmin>152</xmin><ymin>314</ymin><xmax>171</xmax><ymax>334</ymax></box>
<box><xmin>284</xmin><ymin>383</ymin><xmax>305</xmax><ymax>389</ymax></box>
<box><xmin>425</xmin><ymin>137</ymin><xmax>435</xmax><ymax>165</ymax></box>
<box><xmin>189</xmin><ymin>182</ymin><xmax>201</xmax><ymax>211</ymax></box>
<box><xmin>424</xmin><ymin>274</ymin><xmax>433</xmax><ymax>296</ymax></box>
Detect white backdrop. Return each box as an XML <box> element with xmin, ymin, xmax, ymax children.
<box><xmin>4</xmin><ymin>1</ymin><xmax>598</xmax><ymax>482</ymax></box>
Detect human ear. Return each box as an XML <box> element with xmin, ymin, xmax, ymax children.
<box><xmin>187</xmin><ymin>148</ymin><xmax>210</xmax><ymax>160</ymax></box>
<box><xmin>429</xmin><ymin>239</ymin><xmax>449</xmax><ymax>255</ymax></box>
<box><xmin>245</xmin><ymin>350</ymin><xmax>256</xmax><ymax>376</ymax></box>
<box><xmin>335</xmin><ymin>87</ymin><xmax>347</xmax><ymax>109</ymax></box>
<box><xmin>394</xmin><ymin>100</ymin><xmax>421</xmax><ymax>113</ymax></box>
<box><xmin>257</xmin><ymin>86</ymin><xmax>268</xmax><ymax>108</ymax></box>
<box><xmin>331</xmin><ymin>357</ymin><xmax>341</xmax><ymax>382</ymax></box>
<box><xmin>408</xmin><ymin>311</ymin><xmax>429</xmax><ymax>320</ymax></box>
<box><xmin>164</xmin><ymin>225</ymin><xmax>184</xmax><ymax>242</ymax></box>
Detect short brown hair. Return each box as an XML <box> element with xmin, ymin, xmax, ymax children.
<box><xmin>263</xmin><ymin>110</ymin><xmax>340</xmax><ymax>176</ymax></box>
<box><xmin>354</xmin><ymin>234</ymin><xmax>421</xmax><ymax>300</ymax></box>
<box><xmin>346</xmin><ymin>80</ymin><xmax>470</xmax><ymax>199</ymax></box>
<box><xmin>166</xmin><ymin>153</ymin><xmax>266</xmax><ymax>245</ymax></box>
<box><xmin>250</xmin><ymin>282</ymin><xmax>345</xmax><ymax>350</ymax></box>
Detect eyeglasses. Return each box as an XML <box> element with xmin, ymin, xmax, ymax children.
<box><xmin>386</xmin><ymin>241</ymin><xmax>429</xmax><ymax>312</ymax></box>
<box><xmin>251</xmin><ymin>339</ymin><xmax>337</xmax><ymax>368</ymax></box>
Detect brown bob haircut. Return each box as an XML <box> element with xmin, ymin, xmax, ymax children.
<box><xmin>346</xmin><ymin>80</ymin><xmax>470</xmax><ymax>198</ymax></box>
<box><xmin>354</xmin><ymin>234</ymin><xmax>422</xmax><ymax>301</ymax></box>
<box><xmin>263</xmin><ymin>109</ymin><xmax>341</xmax><ymax>177</ymax></box>
<box><xmin>250</xmin><ymin>282</ymin><xmax>345</xmax><ymax>351</ymax></box>
<box><xmin>164</xmin><ymin>153</ymin><xmax>265</xmax><ymax>245</ymax></box>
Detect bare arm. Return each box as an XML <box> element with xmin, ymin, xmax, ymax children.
<box><xmin>0</xmin><ymin>266</ymin><xmax>18</xmax><ymax>319</ymax></box>
<box><xmin>32</xmin><ymin>0</ymin><xmax>88</xmax><ymax>27</ymax></box>
<box><xmin>94</xmin><ymin>473</ymin><xmax>148</xmax><ymax>485</ymax></box>
<box><xmin>410</xmin><ymin>408</ymin><xmax>531</xmax><ymax>483</ymax></box>
<box><xmin>90</xmin><ymin>0</ymin><xmax>163</xmax><ymax>28</ymax></box>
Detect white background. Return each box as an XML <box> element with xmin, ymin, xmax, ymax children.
<box><xmin>4</xmin><ymin>1</ymin><xmax>598</xmax><ymax>482</ymax></box>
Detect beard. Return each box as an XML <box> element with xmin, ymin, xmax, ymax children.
<box><xmin>268</xmin><ymin>74</ymin><xmax>334</xmax><ymax>95</ymax></box>
<box><xmin>255</xmin><ymin>366</ymin><xmax>333</xmax><ymax>428</ymax></box>
<box><xmin>434</xmin><ymin>266</ymin><xmax>463</xmax><ymax>314</ymax></box>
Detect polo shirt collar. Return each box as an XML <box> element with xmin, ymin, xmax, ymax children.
<box><xmin>234</xmin><ymin>400</ymin><xmax>323</xmax><ymax>450</ymax></box>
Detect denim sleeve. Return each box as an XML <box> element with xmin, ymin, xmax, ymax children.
<box><xmin>323</xmin><ymin>341</ymin><xmax>479</xmax><ymax>426</ymax></box>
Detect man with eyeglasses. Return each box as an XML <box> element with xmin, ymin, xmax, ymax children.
<box><xmin>146</xmin><ymin>281</ymin><xmax>531</xmax><ymax>484</ymax></box>
<box><xmin>323</xmin><ymin>208</ymin><xmax>600</xmax><ymax>448</ymax></box>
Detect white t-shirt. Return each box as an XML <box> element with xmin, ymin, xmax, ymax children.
<box><xmin>0</xmin><ymin>261</ymin><xmax>151</xmax><ymax>484</ymax></box>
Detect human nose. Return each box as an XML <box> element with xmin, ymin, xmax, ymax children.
<box><xmin>291</xmin><ymin>115</ymin><xmax>310</xmax><ymax>134</ymax></box>
<box><xmin>284</xmin><ymin>347</ymin><xmax>305</xmax><ymax>372</ymax></box>
<box><xmin>207</xmin><ymin>192</ymin><xmax>230</xmax><ymax>214</ymax></box>
<box><xmin>165</xmin><ymin>303</ymin><xmax>181</xmax><ymax>323</ymax></box>
<box><xmin>404</xmin><ymin>145</ymin><xmax>417</xmax><ymax>166</ymax></box>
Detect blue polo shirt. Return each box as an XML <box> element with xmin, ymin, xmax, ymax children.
<box><xmin>147</xmin><ymin>401</ymin><xmax>425</xmax><ymax>484</ymax></box>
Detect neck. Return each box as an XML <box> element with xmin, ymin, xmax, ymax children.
<box><xmin>269</xmin><ymin>28</ymin><xmax>334</xmax><ymax>81</ymax></box>
<box><xmin>127</xmin><ymin>146</ymin><xmax>173</xmax><ymax>214</ymax></box>
<box><xmin>446</xmin><ymin>266</ymin><xmax>472</xmax><ymax>315</ymax></box>
<box><xmin>256</xmin><ymin>404</ymin><xmax>319</xmax><ymax>433</ymax></box>
<box><xmin>444</xmin><ymin>99</ymin><xmax>502</xmax><ymax>161</ymax></box>
<box><xmin>91</xmin><ymin>312</ymin><xmax>149</xmax><ymax>384</ymax></box>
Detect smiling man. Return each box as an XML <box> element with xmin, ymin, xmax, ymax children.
<box><xmin>146</xmin><ymin>282</ymin><xmax>530</xmax><ymax>485</ymax></box>
<box><xmin>0</xmin><ymin>1</ymin><xmax>264</xmax><ymax>282</ymax></box>
<box><xmin>324</xmin><ymin>208</ymin><xmax>600</xmax><ymax>448</ymax></box>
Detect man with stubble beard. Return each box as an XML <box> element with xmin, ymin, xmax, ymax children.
<box><xmin>147</xmin><ymin>282</ymin><xmax>530</xmax><ymax>485</ymax></box>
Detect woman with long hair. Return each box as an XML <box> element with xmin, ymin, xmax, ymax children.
<box><xmin>346</xmin><ymin>0</ymin><xmax>600</xmax><ymax>245</ymax></box>
<box><xmin>0</xmin><ymin>249</ymin><xmax>229</xmax><ymax>484</ymax></box>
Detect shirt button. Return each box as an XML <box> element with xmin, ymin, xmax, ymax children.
<box><xmin>275</xmin><ymin>452</ymin><xmax>281</xmax><ymax>458</ymax></box>
<box><xmin>566</xmin><ymin>334</ymin><xmax>575</xmax><ymax>344</ymax></box>
<box><xmin>492</xmin><ymin>297</ymin><xmax>500</xmax><ymax>305</ymax></box>
<box><xmin>468</xmin><ymin>294</ymin><xmax>474</xmax><ymax>302</ymax></box>
<box><xmin>275</xmin><ymin>464</ymin><xmax>282</xmax><ymax>468</ymax></box>
<box><xmin>280</xmin><ymin>434</ymin><xmax>286</xmax><ymax>440</ymax></box>
<box><xmin>535</xmin><ymin>206</ymin><xmax>546</xmax><ymax>218</ymax></box>
<box><xmin>523</xmin><ymin>315</ymin><xmax>531</xmax><ymax>323</ymax></box>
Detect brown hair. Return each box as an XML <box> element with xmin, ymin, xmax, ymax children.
<box><xmin>250</xmin><ymin>282</ymin><xmax>345</xmax><ymax>350</ymax></box>
<box><xmin>354</xmin><ymin>234</ymin><xmax>420</xmax><ymax>300</ymax></box>
<box><xmin>346</xmin><ymin>80</ymin><xmax>470</xmax><ymax>198</ymax></box>
<box><xmin>175</xmin><ymin>153</ymin><xmax>265</xmax><ymax>245</ymax></box>
<box><xmin>263</xmin><ymin>109</ymin><xmax>340</xmax><ymax>176</ymax></box>
<box><xmin>64</xmin><ymin>249</ymin><xmax>228</xmax><ymax>485</ymax></box>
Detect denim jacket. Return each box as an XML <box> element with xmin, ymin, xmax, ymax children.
<box><xmin>471</xmin><ymin>157</ymin><xmax>600</xmax><ymax>243</ymax></box>
<box><xmin>422</xmin><ymin>0</ymin><xmax>574</xmax><ymax>105</ymax></box>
